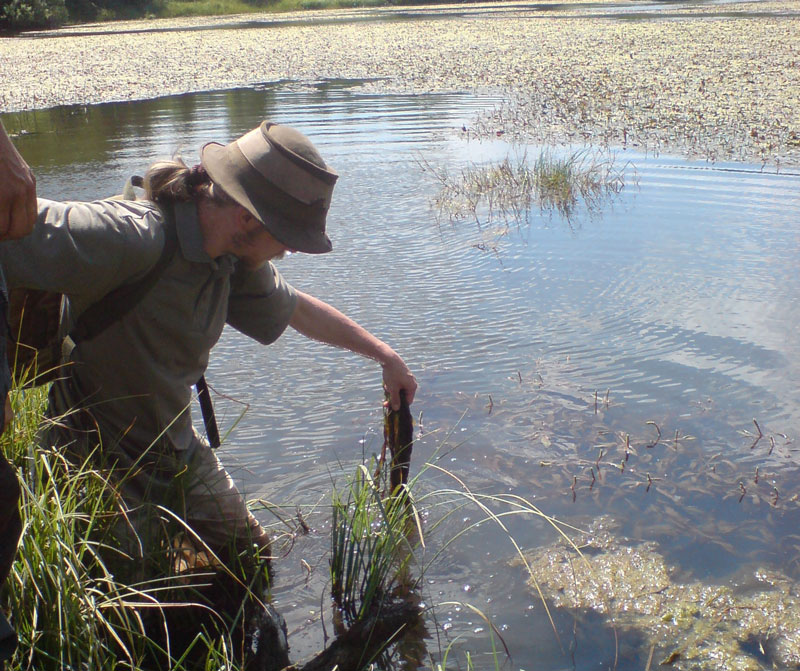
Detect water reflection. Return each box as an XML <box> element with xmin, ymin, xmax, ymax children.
<box><xmin>4</xmin><ymin>82</ymin><xmax>800</xmax><ymax>669</ymax></box>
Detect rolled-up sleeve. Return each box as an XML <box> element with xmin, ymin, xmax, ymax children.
<box><xmin>226</xmin><ymin>261</ymin><xmax>297</xmax><ymax>345</ymax></box>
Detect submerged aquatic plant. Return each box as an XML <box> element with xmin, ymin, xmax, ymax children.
<box><xmin>422</xmin><ymin>147</ymin><xmax>633</xmax><ymax>232</ymax></box>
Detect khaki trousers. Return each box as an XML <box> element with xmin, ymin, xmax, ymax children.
<box><xmin>43</xmin><ymin>384</ymin><xmax>270</xmax><ymax>565</ymax></box>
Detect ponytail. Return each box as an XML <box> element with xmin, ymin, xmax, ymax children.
<box><xmin>143</xmin><ymin>158</ymin><xmax>233</xmax><ymax>206</ymax></box>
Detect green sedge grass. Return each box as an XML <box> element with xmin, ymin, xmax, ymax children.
<box><xmin>2</xmin><ymin>380</ymin><xmax>586</xmax><ymax>670</ymax></box>
<box><xmin>329</xmin><ymin>464</ymin><xmax>419</xmax><ymax>628</ymax></box>
<box><xmin>421</xmin><ymin>146</ymin><xmax>634</xmax><ymax>232</ymax></box>
<box><xmin>1</xmin><ymin>384</ymin><xmax>248</xmax><ymax>671</ymax></box>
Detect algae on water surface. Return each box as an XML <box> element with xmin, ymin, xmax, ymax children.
<box><xmin>1</xmin><ymin>0</ymin><xmax>798</xmax><ymax>167</ymax></box>
<box><xmin>515</xmin><ymin>518</ymin><xmax>800</xmax><ymax>670</ymax></box>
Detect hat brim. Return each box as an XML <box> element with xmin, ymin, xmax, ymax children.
<box><xmin>201</xmin><ymin>141</ymin><xmax>333</xmax><ymax>255</ymax></box>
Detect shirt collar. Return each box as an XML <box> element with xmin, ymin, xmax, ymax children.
<box><xmin>174</xmin><ymin>200</ymin><xmax>212</xmax><ymax>264</ymax></box>
<box><xmin>173</xmin><ymin>200</ymin><xmax>238</xmax><ymax>274</ymax></box>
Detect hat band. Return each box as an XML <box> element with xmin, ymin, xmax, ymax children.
<box><xmin>237</xmin><ymin>127</ymin><xmax>334</xmax><ymax>208</ymax></box>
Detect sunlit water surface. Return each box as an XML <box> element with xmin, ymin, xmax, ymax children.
<box><xmin>4</xmin><ymin>82</ymin><xmax>800</xmax><ymax>669</ymax></box>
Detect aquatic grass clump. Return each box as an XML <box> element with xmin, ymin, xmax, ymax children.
<box><xmin>259</xmin><ymin>465</ymin><xmax>428</xmax><ymax>671</ymax></box>
<box><xmin>423</xmin><ymin>148</ymin><xmax>633</xmax><ymax>231</ymax></box>
<box><xmin>2</xmin><ymin>387</ymin><xmax>249</xmax><ymax>671</ymax></box>
<box><xmin>532</xmin><ymin>149</ymin><xmax>629</xmax><ymax>219</ymax></box>
<box><xmin>330</xmin><ymin>465</ymin><xmax>418</xmax><ymax>628</ymax></box>
<box><xmin>3</xmin><ymin>388</ymin><xmax>151</xmax><ymax>670</ymax></box>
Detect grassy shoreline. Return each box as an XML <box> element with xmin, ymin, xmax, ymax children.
<box><xmin>158</xmin><ymin>0</ymin><xmax>409</xmax><ymax>18</ymax></box>
<box><xmin>0</xmin><ymin>0</ymin><xmax>413</xmax><ymax>31</ymax></box>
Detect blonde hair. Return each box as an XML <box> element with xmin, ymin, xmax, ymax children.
<box><xmin>143</xmin><ymin>158</ymin><xmax>233</xmax><ymax>206</ymax></box>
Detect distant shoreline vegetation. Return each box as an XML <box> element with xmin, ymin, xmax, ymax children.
<box><xmin>0</xmin><ymin>0</ymin><xmax>462</xmax><ymax>31</ymax></box>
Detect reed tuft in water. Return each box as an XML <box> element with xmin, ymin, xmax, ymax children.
<box><xmin>330</xmin><ymin>466</ymin><xmax>418</xmax><ymax>627</ymax></box>
<box><xmin>421</xmin><ymin>147</ymin><xmax>633</xmax><ymax>231</ymax></box>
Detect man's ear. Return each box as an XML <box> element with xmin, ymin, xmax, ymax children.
<box><xmin>233</xmin><ymin>205</ymin><xmax>253</xmax><ymax>229</ymax></box>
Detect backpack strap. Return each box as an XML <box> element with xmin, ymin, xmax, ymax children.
<box><xmin>67</xmin><ymin>198</ymin><xmax>221</xmax><ymax>450</ymax></box>
<box><xmin>195</xmin><ymin>375</ymin><xmax>220</xmax><ymax>449</ymax></box>
<box><xmin>69</xmin><ymin>204</ymin><xmax>178</xmax><ymax>345</ymax></box>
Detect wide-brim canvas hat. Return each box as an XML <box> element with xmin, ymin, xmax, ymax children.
<box><xmin>201</xmin><ymin>121</ymin><xmax>338</xmax><ymax>254</ymax></box>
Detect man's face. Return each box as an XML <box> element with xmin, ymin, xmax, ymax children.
<box><xmin>232</xmin><ymin>211</ymin><xmax>294</xmax><ymax>266</ymax></box>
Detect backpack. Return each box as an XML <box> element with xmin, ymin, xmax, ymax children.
<box><xmin>7</xmin><ymin>186</ymin><xmax>221</xmax><ymax>448</ymax></box>
<box><xmin>6</xmin><ymin>287</ymin><xmax>65</xmax><ymax>388</ymax></box>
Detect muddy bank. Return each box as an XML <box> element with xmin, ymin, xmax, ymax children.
<box><xmin>1</xmin><ymin>0</ymin><xmax>798</xmax><ymax>166</ymax></box>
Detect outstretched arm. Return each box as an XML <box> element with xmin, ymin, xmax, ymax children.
<box><xmin>0</xmin><ymin>121</ymin><xmax>36</xmax><ymax>242</ymax></box>
<box><xmin>289</xmin><ymin>290</ymin><xmax>417</xmax><ymax>410</ymax></box>
<box><xmin>0</xmin><ymin>121</ymin><xmax>36</xmax><ymax>434</ymax></box>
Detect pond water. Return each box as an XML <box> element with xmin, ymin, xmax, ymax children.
<box><xmin>4</xmin><ymin>82</ymin><xmax>800</xmax><ymax>669</ymax></box>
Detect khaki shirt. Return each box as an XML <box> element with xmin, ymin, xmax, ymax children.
<box><xmin>1</xmin><ymin>198</ymin><xmax>297</xmax><ymax>452</ymax></box>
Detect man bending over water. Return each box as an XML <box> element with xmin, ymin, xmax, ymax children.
<box><xmin>0</xmin><ymin>120</ymin><xmax>417</xmax><ymax>571</ymax></box>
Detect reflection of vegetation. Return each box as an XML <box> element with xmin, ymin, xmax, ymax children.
<box><xmin>422</xmin><ymin>148</ymin><xmax>632</xmax><ymax>232</ymax></box>
<box><xmin>1</xmin><ymin>88</ymin><xmax>281</xmax><ymax>194</ymax></box>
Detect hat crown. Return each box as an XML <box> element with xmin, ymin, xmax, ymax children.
<box><xmin>265</xmin><ymin>123</ymin><xmax>327</xmax><ymax>171</ymax></box>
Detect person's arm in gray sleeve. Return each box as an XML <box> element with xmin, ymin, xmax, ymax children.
<box><xmin>228</xmin><ymin>261</ymin><xmax>417</xmax><ymax>409</ymax></box>
<box><xmin>0</xmin><ymin>199</ymin><xmax>163</xmax><ymax>309</ymax></box>
<box><xmin>227</xmin><ymin>261</ymin><xmax>298</xmax><ymax>345</ymax></box>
